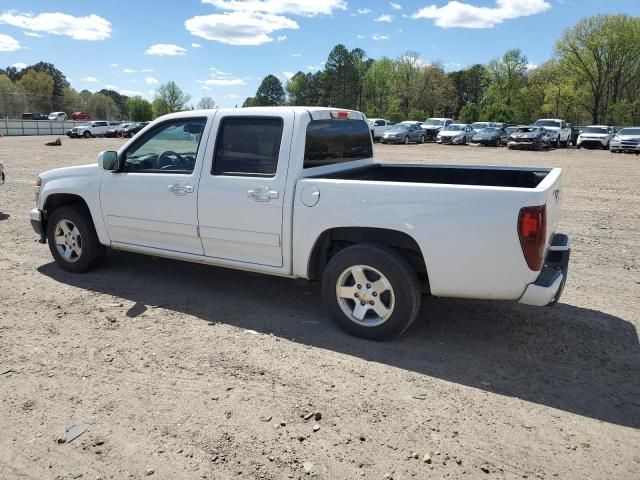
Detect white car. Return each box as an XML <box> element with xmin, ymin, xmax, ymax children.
<box><xmin>576</xmin><ymin>125</ymin><xmax>613</xmax><ymax>150</ymax></box>
<box><xmin>420</xmin><ymin>118</ymin><xmax>453</xmax><ymax>141</ymax></box>
<box><xmin>48</xmin><ymin>112</ymin><xmax>68</xmax><ymax>121</ymax></box>
<box><xmin>30</xmin><ymin>107</ymin><xmax>571</xmax><ymax>340</ymax></box>
<box><xmin>367</xmin><ymin>118</ymin><xmax>392</xmax><ymax>140</ymax></box>
<box><xmin>609</xmin><ymin>127</ymin><xmax>640</xmax><ymax>154</ymax></box>
<box><xmin>533</xmin><ymin>119</ymin><xmax>572</xmax><ymax>148</ymax></box>
<box><xmin>436</xmin><ymin>123</ymin><xmax>474</xmax><ymax>145</ymax></box>
<box><xmin>70</xmin><ymin>121</ymin><xmax>110</xmax><ymax>139</ymax></box>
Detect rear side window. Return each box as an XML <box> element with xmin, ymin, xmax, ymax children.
<box><xmin>304</xmin><ymin>119</ymin><xmax>373</xmax><ymax>168</ymax></box>
<box><xmin>212</xmin><ymin>117</ymin><xmax>283</xmax><ymax>177</ymax></box>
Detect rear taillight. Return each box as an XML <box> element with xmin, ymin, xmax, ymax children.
<box><xmin>518</xmin><ymin>205</ymin><xmax>546</xmax><ymax>271</ymax></box>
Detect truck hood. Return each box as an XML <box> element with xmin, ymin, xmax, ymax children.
<box><xmin>579</xmin><ymin>133</ymin><xmax>608</xmax><ymax>139</ymax></box>
<box><xmin>542</xmin><ymin>126</ymin><xmax>560</xmax><ymax>131</ymax></box>
<box><xmin>40</xmin><ymin>163</ymin><xmax>98</xmax><ymax>182</ymax></box>
<box><xmin>614</xmin><ymin>135</ymin><xmax>640</xmax><ymax>140</ymax></box>
<box><xmin>421</xmin><ymin>125</ymin><xmax>442</xmax><ymax>130</ymax></box>
<box><xmin>439</xmin><ymin>131</ymin><xmax>464</xmax><ymax>137</ymax></box>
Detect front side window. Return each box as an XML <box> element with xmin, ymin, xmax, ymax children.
<box><xmin>304</xmin><ymin>119</ymin><xmax>373</xmax><ymax>168</ymax></box>
<box><xmin>212</xmin><ymin>117</ymin><xmax>283</xmax><ymax>177</ymax></box>
<box><xmin>123</xmin><ymin>118</ymin><xmax>206</xmax><ymax>174</ymax></box>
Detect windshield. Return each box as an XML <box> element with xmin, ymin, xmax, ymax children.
<box><xmin>444</xmin><ymin>124</ymin><xmax>465</xmax><ymax>131</ymax></box>
<box><xmin>534</xmin><ymin>120</ymin><xmax>561</xmax><ymax>128</ymax></box>
<box><xmin>471</xmin><ymin>122</ymin><xmax>489</xmax><ymax>129</ymax></box>
<box><xmin>618</xmin><ymin>128</ymin><xmax>640</xmax><ymax>136</ymax></box>
<box><xmin>389</xmin><ymin>125</ymin><xmax>409</xmax><ymax>131</ymax></box>
<box><xmin>506</xmin><ymin>127</ymin><xmax>518</xmax><ymax>134</ymax></box>
<box><xmin>423</xmin><ymin>119</ymin><xmax>444</xmax><ymax>126</ymax></box>
<box><xmin>515</xmin><ymin>127</ymin><xmax>538</xmax><ymax>134</ymax></box>
<box><xmin>478</xmin><ymin>127</ymin><xmax>500</xmax><ymax>134</ymax></box>
<box><xmin>582</xmin><ymin>127</ymin><xmax>609</xmax><ymax>134</ymax></box>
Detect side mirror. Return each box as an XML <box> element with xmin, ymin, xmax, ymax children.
<box><xmin>99</xmin><ymin>151</ymin><xmax>119</xmax><ymax>171</ymax></box>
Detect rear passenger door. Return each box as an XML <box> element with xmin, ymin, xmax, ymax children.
<box><xmin>197</xmin><ymin>111</ymin><xmax>294</xmax><ymax>267</ymax></box>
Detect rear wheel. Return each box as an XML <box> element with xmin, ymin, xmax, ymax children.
<box><xmin>47</xmin><ymin>205</ymin><xmax>105</xmax><ymax>273</ymax></box>
<box><xmin>420</xmin><ymin>135</ymin><xmax>425</xmax><ymax>144</ymax></box>
<box><xmin>322</xmin><ymin>244</ymin><xmax>422</xmax><ymax>340</ymax></box>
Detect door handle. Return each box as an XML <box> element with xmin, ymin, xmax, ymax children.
<box><xmin>168</xmin><ymin>183</ymin><xmax>193</xmax><ymax>195</ymax></box>
<box><xmin>248</xmin><ymin>186</ymin><xmax>279</xmax><ymax>202</ymax></box>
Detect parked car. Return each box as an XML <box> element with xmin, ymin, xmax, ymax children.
<box><xmin>609</xmin><ymin>127</ymin><xmax>640</xmax><ymax>154</ymax></box>
<box><xmin>470</xmin><ymin>122</ymin><xmax>491</xmax><ymax>133</ymax></box>
<box><xmin>48</xmin><ymin>112</ymin><xmax>68</xmax><ymax>121</ymax></box>
<box><xmin>470</xmin><ymin>127</ymin><xmax>509</xmax><ymax>147</ymax></box>
<box><xmin>381</xmin><ymin>123</ymin><xmax>425</xmax><ymax>144</ymax></box>
<box><xmin>122</xmin><ymin>122</ymin><xmax>150</xmax><ymax>138</ymax></box>
<box><xmin>420</xmin><ymin>118</ymin><xmax>453</xmax><ymax>141</ymax></box>
<box><xmin>21</xmin><ymin>113</ymin><xmax>48</xmax><ymax>120</ymax></box>
<box><xmin>576</xmin><ymin>125</ymin><xmax>613</xmax><ymax>149</ymax></box>
<box><xmin>367</xmin><ymin>118</ymin><xmax>392</xmax><ymax>141</ymax></box>
<box><xmin>70</xmin><ymin>121</ymin><xmax>110</xmax><ymax>138</ymax></box>
<box><xmin>0</xmin><ymin>160</ymin><xmax>4</xmax><ymax>185</ymax></box>
<box><xmin>436</xmin><ymin>123</ymin><xmax>474</xmax><ymax>145</ymax></box>
<box><xmin>105</xmin><ymin>122</ymin><xmax>130</xmax><ymax>138</ymax></box>
<box><xmin>508</xmin><ymin>126</ymin><xmax>551</xmax><ymax>150</ymax></box>
<box><xmin>506</xmin><ymin>125</ymin><xmax>521</xmax><ymax>137</ymax></box>
<box><xmin>30</xmin><ymin>107</ymin><xmax>571</xmax><ymax>340</ymax></box>
<box><xmin>533</xmin><ymin>119</ymin><xmax>572</xmax><ymax>148</ymax></box>
<box><xmin>71</xmin><ymin>112</ymin><xmax>91</xmax><ymax>121</ymax></box>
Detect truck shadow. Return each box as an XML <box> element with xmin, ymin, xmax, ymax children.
<box><xmin>38</xmin><ymin>251</ymin><xmax>640</xmax><ymax>429</ymax></box>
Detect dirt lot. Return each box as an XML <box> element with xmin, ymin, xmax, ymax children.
<box><xmin>0</xmin><ymin>136</ymin><xmax>638</xmax><ymax>480</ymax></box>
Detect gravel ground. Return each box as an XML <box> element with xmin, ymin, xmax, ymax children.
<box><xmin>0</xmin><ymin>136</ymin><xmax>638</xmax><ymax>480</ymax></box>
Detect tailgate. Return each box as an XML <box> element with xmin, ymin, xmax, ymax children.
<box><xmin>538</xmin><ymin>168</ymin><xmax>563</xmax><ymax>249</ymax></box>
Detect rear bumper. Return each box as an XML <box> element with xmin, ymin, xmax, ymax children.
<box><xmin>519</xmin><ymin>233</ymin><xmax>571</xmax><ymax>306</ymax></box>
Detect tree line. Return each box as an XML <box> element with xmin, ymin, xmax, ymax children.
<box><xmin>246</xmin><ymin>14</ymin><xmax>640</xmax><ymax>126</ymax></box>
<box><xmin>0</xmin><ymin>62</ymin><xmax>201</xmax><ymax>121</ymax></box>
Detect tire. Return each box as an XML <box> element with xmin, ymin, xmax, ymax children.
<box><xmin>321</xmin><ymin>243</ymin><xmax>422</xmax><ymax>340</ymax></box>
<box><xmin>403</xmin><ymin>136</ymin><xmax>409</xmax><ymax>145</ymax></box>
<box><xmin>420</xmin><ymin>136</ymin><xmax>425</xmax><ymax>144</ymax></box>
<box><xmin>46</xmin><ymin>205</ymin><xmax>105</xmax><ymax>273</ymax></box>
<box><xmin>83</xmin><ymin>130</ymin><xmax>91</xmax><ymax>139</ymax></box>
<box><xmin>554</xmin><ymin>138</ymin><xmax>560</xmax><ymax>148</ymax></box>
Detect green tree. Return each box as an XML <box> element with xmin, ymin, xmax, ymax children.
<box><xmin>154</xmin><ymin>81</ymin><xmax>191</xmax><ymax>113</ymax></box>
<box><xmin>393</xmin><ymin>52</ymin><xmax>423</xmax><ymax>117</ymax></box>
<box><xmin>254</xmin><ymin>74</ymin><xmax>286</xmax><ymax>106</ymax></box>
<box><xmin>485</xmin><ymin>49</ymin><xmax>528</xmax><ymax>108</ymax></box>
<box><xmin>17</xmin><ymin>69</ymin><xmax>54</xmax><ymax>112</ymax></box>
<box><xmin>99</xmin><ymin>89</ymin><xmax>129</xmax><ymax>114</ymax></box>
<box><xmin>0</xmin><ymin>73</ymin><xmax>25</xmax><ymax>117</ymax></box>
<box><xmin>362</xmin><ymin>57</ymin><xmax>395</xmax><ymax>117</ymax></box>
<box><xmin>482</xmin><ymin>103</ymin><xmax>515</xmax><ymax>123</ymax></box>
<box><xmin>24</xmin><ymin>62</ymin><xmax>69</xmax><ymax>110</ymax></box>
<box><xmin>126</xmin><ymin>96</ymin><xmax>153</xmax><ymax>121</ymax></box>
<box><xmin>286</xmin><ymin>72</ymin><xmax>321</xmax><ymax>106</ymax></box>
<box><xmin>556</xmin><ymin>14</ymin><xmax>640</xmax><ymax>124</ymax></box>
<box><xmin>459</xmin><ymin>102</ymin><xmax>481</xmax><ymax>123</ymax></box>
<box><xmin>407</xmin><ymin>108</ymin><xmax>426</xmax><ymax>120</ymax></box>
<box><xmin>152</xmin><ymin>98</ymin><xmax>170</xmax><ymax>118</ymax></box>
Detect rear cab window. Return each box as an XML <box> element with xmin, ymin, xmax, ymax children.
<box><xmin>304</xmin><ymin>119</ymin><xmax>373</xmax><ymax>169</ymax></box>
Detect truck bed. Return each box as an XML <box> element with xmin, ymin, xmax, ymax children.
<box><xmin>317</xmin><ymin>164</ymin><xmax>550</xmax><ymax>189</ymax></box>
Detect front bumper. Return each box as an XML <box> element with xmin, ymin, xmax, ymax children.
<box><xmin>578</xmin><ymin>139</ymin><xmax>607</xmax><ymax>148</ymax></box>
<box><xmin>508</xmin><ymin>140</ymin><xmax>537</xmax><ymax>149</ymax></box>
<box><xmin>610</xmin><ymin>142</ymin><xmax>640</xmax><ymax>152</ymax></box>
<box><xmin>30</xmin><ymin>208</ymin><xmax>46</xmax><ymax>242</ymax></box>
<box><xmin>519</xmin><ymin>233</ymin><xmax>571</xmax><ymax>306</ymax></box>
<box><xmin>381</xmin><ymin>137</ymin><xmax>403</xmax><ymax>144</ymax></box>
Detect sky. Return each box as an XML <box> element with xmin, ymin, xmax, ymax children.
<box><xmin>0</xmin><ymin>0</ymin><xmax>638</xmax><ymax>108</ymax></box>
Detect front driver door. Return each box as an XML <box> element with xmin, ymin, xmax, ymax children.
<box><xmin>100</xmin><ymin>116</ymin><xmax>209</xmax><ymax>255</ymax></box>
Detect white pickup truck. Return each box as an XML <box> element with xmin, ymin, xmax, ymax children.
<box><xmin>30</xmin><ymin>107</ymin><xmax>571</xmax><ymax>340</ymax></box>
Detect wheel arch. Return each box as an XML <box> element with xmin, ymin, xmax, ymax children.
<box><xmin>42</xmin><ymin>193</ymin><xmax>95</xmax><ymax>238</ymax></box>
<box><xmin>307</xmin><ymin>227</ymin><xmax>429</xmax><ymax>292</ymax></box>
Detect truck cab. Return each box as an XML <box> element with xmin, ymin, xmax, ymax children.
<box><xmin>533</xmin><ymin>119</ymin><xmax>572</xmax><ymax>148</ymax></box>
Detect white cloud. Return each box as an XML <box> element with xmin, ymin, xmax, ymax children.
<box><xmin>81</xmin><ymin>76</ymin><xmax>98</xmax><ymax>82</ymax></box>
<box><xmin>140</xmin><ymin>68</ymin><xmax>154</xmax><ymax>73</ymax></box>
<box><xmin>198</xmin><ymin>68</ymin><xmax>247</xmax><ymax>87</ymax></box>
<box><xmin>192</xmin><ymin>42</ymin><xmax>202</xmax><ymax>47</ymax></box>
<box><xmin>110</xmin><ymin>63</ymin><xmax>119</xmax><ymax>68</ymax></box>
<box><xmin>412</xmin><ymin>0</ymin><xmax>551</xmax><ymax>29</ymax></box>
<box><xmin>283</xmin><ymin>71</ymin><xmax>295</xmax><ymax>79</ymax></box>
<box><xmin>186</xmin><ymin>12</ymin><xmax>298</xmax><ymax>46</ymax></box>
<box><xmin>228</xmin><ymin>94</ymin><xmax>239</xmax><ymax>99</ymax></box>
<box><xmin>23</xmin><ymin>31</ymin><xmax>42</xmax><ymax>37</ymax></box>
<box><xmin>356</xmin><ymin>34</ymin><xmax>364</xmax><ymax>39</ymax></box>
<box><xmin>353</xmin><ymin>8</ymin><xmax>371</xmax><ymax>15</ymax></box>
<box><xmin>145</xmin><ymin>43</ymin><xmax>187</xmax><ymax>56</ymax></box>
<box><xmin>145</xmin><ymin>76</ymin><xmax>160</xmax><ymax>85</ymax></box>
<box><xmin>375</xmin><ymin>14</ymin><xmax>394</xmax><ymax>22</ymax></box>
<box><xmin>104</xmin><ymin>84</ymin><xmax>119</xmax><ymax>90</ymax></box>
<box><xmin>390</xmin><ymin>2</ymin><xmax>402</xmax><ymax>9</ymax></box>
<box><xmin>292</xmin><ymin>53</ymin><xmax>301</xmax><ymax>57</ymax></box>
<box><xmin>0</xmin><ymin>11</ymin><xmax>111</xmax><ymax>40</ymax></box>
<box><xmin>372</xmin><ymin>33</ymin><xmax>390</xmax><ymax>40</ymax></box>
<box><xmin>0</xmin><ymin>33</ymin><xmax>20</xmax><ymax>51</ymax></box>
<box><xmin>307</xmin><ymin>65</ymin><xmax>319</xmax><ymax>71</ymax></box>
<box><xmin>119</xmin><ymin>89</ymin><xmax>145</xmax><ymax>96</ymax></box>
<box><xmin>202</xmin><ymin>0</ymin><xmax>347</xmax><ymax>16</ymax></box>
<box><xmin>123</xmin><ymin>68</ymin><xmax>137</xmax><ymax>73</ymax></box>
<box><xmin>526</xmin><ymin>62</ymin><xmax>538</xmax><ymax>70</ymax></box>
<box><xmin>277</xmin><ymin>35</ymin><xmax>287</xmax><ymax>41</ymax></box>
<box><xmin>188</xmin><ymin>0</ymin><xmax>345</xmax><ymax>45</ymax></box>
<box><xmin>12</xmin><ymin>62</ymin><xmax>27</xmax><ymax>69</ymax></box>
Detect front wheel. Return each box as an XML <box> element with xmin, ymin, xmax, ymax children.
<box><xmin>83</xmin><ymin>131</ymin><xmax>91</xmax><ymax>139</ymax></box>
<box><xmin>403</xmin><ymin>136</ymin><xmax>409</xmax><ymax>145</ymax></box>
<box><xmin>420</xmin><ymin>135</ymin><xmax>425</xmax><ymax>144</ymax></box>
<box><xmin>47</xmin><ymin>205</ymin><xmax>105</xmax><ymax>273</ymax></box>
<box><xmin>322</xmin><ymin>244</ymin><xmax>422</xmax><ymax>340</ymax></box>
